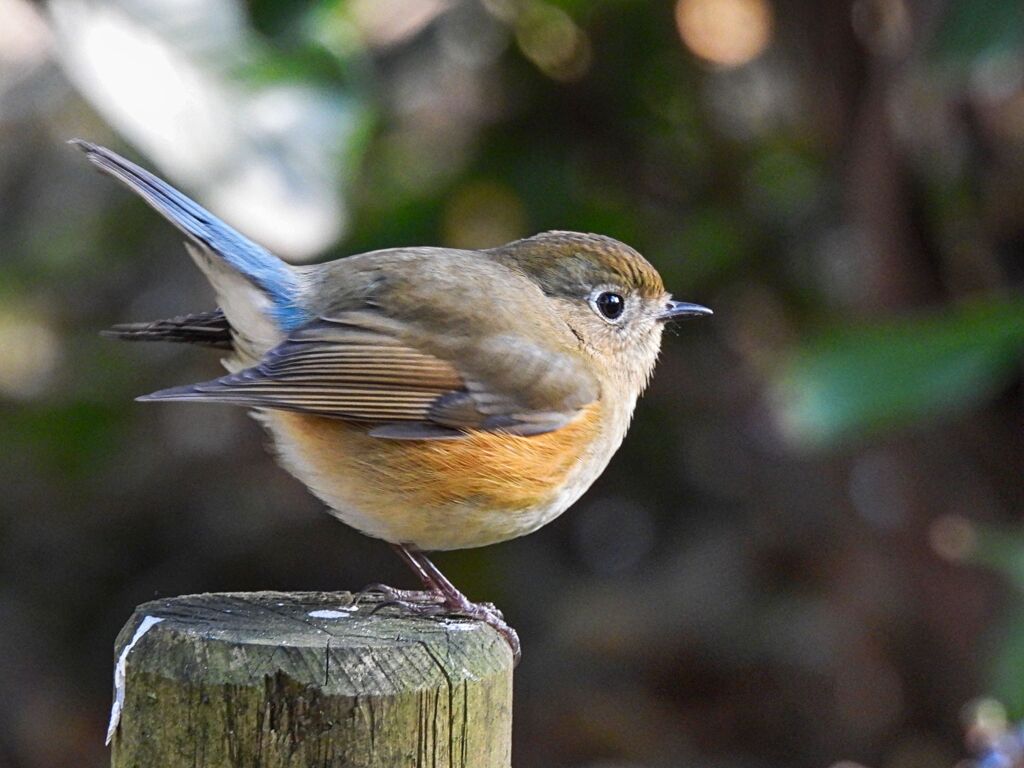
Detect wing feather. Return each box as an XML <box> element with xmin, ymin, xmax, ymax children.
<box><xmin>140</xmin><ymin>319</ymin><xmax>462</xmax><ymax>423</ymax></box>
<box><xmin>139</xmin><ymin>313</ymin><xmax>598</xmax><ymax>438</ymax></box>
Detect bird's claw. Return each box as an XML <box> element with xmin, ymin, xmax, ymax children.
<box><xmin>354</xmin><ymin>584</ymin><xmax>444</xmax><ymax>606</ymax></box>
<box><xmin>443</xmin><ymin>598</ymin><xmax>519</xmax><ymax>664</ymax></box>
<box><xmin>354</xmin><ymin>585</ymin><xmax>520</xmax><ymax>664</ymax></box>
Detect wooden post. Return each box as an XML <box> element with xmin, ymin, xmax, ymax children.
<box><xmin>108</xmin><ymin>591</ymin><xmax>514</xmax><ymax>767</ymax></box>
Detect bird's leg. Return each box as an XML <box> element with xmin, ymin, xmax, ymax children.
<box><xmin>403</xmin><ymin>548</ymin><xmax>500</xmax><ymax>616</ymax></box>
<box><xmin>354</xmin><ymin>544</ymin><xmax>444</xmax><ymax>606</ymax></box>
<box><xmin>389</xmin><ymin>543</ymin><xmax>442</xmax><ymax>592</ymax></box>
<box><xmin>356</xmin><ymin>544</ymin><xmax>521</xmax><ymax>663</ymax></box>
<box><xmin>402</xmin><ymin>546</ymin><xmax>521</xmax><ymax>664</ymax></box>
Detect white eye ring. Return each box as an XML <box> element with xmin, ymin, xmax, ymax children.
<box><xmin>588</xmin><ymin>287</ymin><xmax>628</xmax><ymax>323</ymax></box>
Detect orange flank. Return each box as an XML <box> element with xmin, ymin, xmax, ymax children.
<box><xmin>269</xmin><ymin>403</ymin><xmax>604</xmax><ymax>549</ymax></box>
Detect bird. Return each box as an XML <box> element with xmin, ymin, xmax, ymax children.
<box><xmin>75</xmin><ymin>140</ymin><xmax>711</xmax><ymax>662</ymax></box>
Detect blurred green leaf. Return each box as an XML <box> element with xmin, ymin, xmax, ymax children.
<box><xmin>0</xmin><ymin>402</ymin><xmax>124</xmax><ymax>477</ymax></box>
<box><xmin>990</xmin><ymin>607</ymin><xmax>1024</xmax><ymax>718</ymax></box>
<box><xmin>660</xmin><ymin>206</ymin><xmax>751</xmax><ymax>291</ymax></box>
<box><xmin>965</xmin><ymin>522</ymin><xmax>1024</xmax><ymax>592</ymax></box>
<box><xmin>960</xmin><ymin>523</ymin><xmax>1024</xmax><ymax>717</ymax></box>
<box><xmin>243</xmin><ymin>0</ymin><xmax>309</xmax><ymax>37</ymax></box>
<box><xmin>746</xmin><ymin>147</ymin><xmax>823</xmax><ymax>222</ymax></box>
<box><xmin>929</xmin><ymin>0</ymin><xmax>1024</xmax><ymax>64</ymax></box>
<box><xmin>774</xmin><ymin>297</ymin><xmax>1024</xmax><ymax>448</ymax></box>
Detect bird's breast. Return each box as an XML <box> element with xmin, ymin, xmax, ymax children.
<box><xmin>264</xmin><ymin>402</ymin><xmax>615</xmax><ymax>550</ymax></box>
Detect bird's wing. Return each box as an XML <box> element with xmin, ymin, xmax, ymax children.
<box><xmin>139</xmin><ymin>312</ymin><xmax>599</xmax><ymax>439</ymax></box>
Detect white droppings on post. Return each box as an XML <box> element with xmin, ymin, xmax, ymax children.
<box><xmin>308</xmin><ymin>609</ymin><xmax>354</xmax><ymax>619</ymax></box>
<box><xmin>106</xmin><ymin>615</ymin><xmax>164</xmax><ymax>745</ymax></box>
<box><xmin>443</xmin><ymin>621</ymin><xmax>479</xmax><ymax>631</ymax></box>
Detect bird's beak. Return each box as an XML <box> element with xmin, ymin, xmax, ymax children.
<box><xmin>658</xmin><ymin>300</ymin><xmax>713</xmax><ymax>322</ymax></box>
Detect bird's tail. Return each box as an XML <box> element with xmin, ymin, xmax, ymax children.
<box><xmin>72</xmin><ymin>140</ymin><xmax>307</xmax><ymax>333</ymax></box>
<box><xmin>102</xmin><ymin>309</ymin><xmax>233</xmax><ymax>349</ymax></box>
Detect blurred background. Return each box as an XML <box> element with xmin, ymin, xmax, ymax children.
<box><xmin>2</xmin><ymin>0</ymin><xmax>1024</xmax><ymax>766</ymax></box>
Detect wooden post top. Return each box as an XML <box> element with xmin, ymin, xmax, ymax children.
<box><xmin>109</xmin><ymin>591</ymin><xmax>514</xmax><ymax>768</ymax></box>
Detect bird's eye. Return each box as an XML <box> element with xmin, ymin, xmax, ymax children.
<box><xmin>594</xmin><ymin>291</ymin><xmax>625</xmax><ymax>320</ymax></box>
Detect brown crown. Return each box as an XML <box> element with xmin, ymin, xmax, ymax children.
<box><xmin>491</xmin><ymin>231</ymin><xmax>666</xmax><ymax>299</ymax></box>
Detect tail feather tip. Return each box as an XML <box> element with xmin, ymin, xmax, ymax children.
<box><xmin>136</xmin><ymin>385</ymin><xmax>198</xmax><ymax>403</ymax></box>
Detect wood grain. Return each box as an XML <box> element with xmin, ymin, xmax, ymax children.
<box><xmin>109</xmin><ymin>591</ymin><xmax>513</xmax><ymax>768</ymax></box>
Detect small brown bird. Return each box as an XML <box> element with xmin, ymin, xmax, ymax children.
<box><xmin>77</xmin><ymin>141</ymin><xmax>711</xmax><ymax>661</ymax></box>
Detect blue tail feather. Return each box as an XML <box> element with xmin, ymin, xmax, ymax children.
<box><xmin>73</xmin><ymin>140</ymin><xmax>305</xmax><ymax>327</ymax></box>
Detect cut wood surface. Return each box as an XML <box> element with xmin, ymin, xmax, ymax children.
<box><xmin>108</xmin><ymin>591</ymin><xmax>514</xmax><ymax>768</ymax></box>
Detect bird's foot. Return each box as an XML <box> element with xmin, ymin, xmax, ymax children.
<box><xmin>354</xmin><ymin>583</ymin><xmax>444</xmax><ymax>606</ymax></box>
<box><xmin>385</xmin><ymin>543</ymin><xmax>521</xmax><ymax>664</ymax></box>
<box><xmin>443</xmin><ymin>595</ymin><xmax>521</xmax><ymax>664</ymax></box>
<box><xmin>355</xmin><ymin>584</ymin><xmax>520</xmax><ymax>664</ymax></box>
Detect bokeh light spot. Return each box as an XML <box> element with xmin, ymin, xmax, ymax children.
<box><xmin>851</xmin><ymin>0</ymin><xmax>911</xmax><ymax>56</ymax></box>
<box><xmin>516</xmin><ymin>3</ymin><xmax>591</xmax><ymax>82</ymax></box>
<box><xmin>348</xmin><ymin>0</ymin><xmax>451</xmax><ymax>49</ymax></box>
<box><xmin>0</xmin><ymin>0</ymin><xmax>51</xmax><ymax>67</ymax></box>
<box><xmin>442</xmin><ymin>180</ymin><xmax>527</xmax><ymax>249</ymax></box>
<box><xmin>928</xmin><ymin>514</ymin><xmax>977</xmax><ymax>561</ymax></box>
<box><xmin>675</xmin><ymin>0</ymin><xmax>773</xmax><ymax>68</ymax></box>
<box><xmin>0</xmin><ymin>309</ymin><xmax>61</xmax><ymax>400</ymax></box>
<box><xmin>963</xmin><ymin>697</ymin><xmax>1009</xmax><ymax>743</ymax></box>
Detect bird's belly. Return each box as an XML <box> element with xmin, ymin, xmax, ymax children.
<box><xmin>263</xmin><ymin>403</ymin><xmax>608</xmax><ymax>550</ymax></box>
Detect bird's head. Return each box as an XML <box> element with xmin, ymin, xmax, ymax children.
<box><xmin>490</xmin><ymin>231</ymin><xmax>711</xmax><ymax>395</ymax></box>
